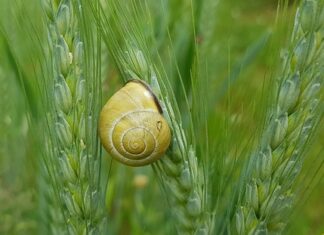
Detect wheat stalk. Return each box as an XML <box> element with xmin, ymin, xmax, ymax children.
<box><xmin>234</xmin><ymin>0</ymin><xmax>324</xmax><ymax>234</ymax></box>
<box><xmin>41</xmin><ymin>0</ymin><xmax>104</xmax><ymax>233</ymax></box>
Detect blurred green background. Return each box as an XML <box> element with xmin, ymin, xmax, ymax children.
<box><xmin>0</xmin><ymin>0</ymin><xmax>323</xmax><ymax>234</ymax></box>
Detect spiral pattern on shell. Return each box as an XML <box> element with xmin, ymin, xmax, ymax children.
<box><xmin>99</xmin><ymin>80</ymin><xmax>171</xmax><ymax>166</ymax></box>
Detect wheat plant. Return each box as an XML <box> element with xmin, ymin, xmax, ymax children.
<box><xmin>39</xmin><ymin>0</ymin><xmax>105</xmax><ymax>233</ymax></box>
<box><xmin>233</xmin><ymin>1</ymin><xmax>324</xmax><ymax>234</ymax></box>
<box><xmin>0</xmin><ymin>0</ymin><xmax>323</xmax><ymax>234</ymax></box>
<box><xmin>90</xmin><ymin>1</ymin><xmax>208</xmax><ymax>234</ymax></box>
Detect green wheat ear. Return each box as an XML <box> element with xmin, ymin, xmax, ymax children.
<box><xmin>40</xmin><ymin>0</ymin><xmax>105</xmax><ymax>233</ymax></box>
<box><xmin>90</xmin><ymin>0</ymin><xmax>209</xmax><ymax>233</ymax></box>
<box><xmin>113</xmin><ymin>49</ymin><xmax>208</xmax><ymax>234</ymax></box>
<box><xmin>128</xmin><ymin>51</ymin><xmax>207</xmax><ymax>234</ymax></box>
<box><xmin>234</xmin><ymin>0</ymin><xmax>324</xmax><ymax>234</ymax></box>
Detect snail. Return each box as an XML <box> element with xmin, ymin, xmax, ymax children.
<box><xmin>99</xmin><ymin>80</ymin><xmax>171</xmax><ymax>166</ymax></box>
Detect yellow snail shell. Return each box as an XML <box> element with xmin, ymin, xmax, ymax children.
<box><xmin>99</xmin><ymin>80</ymin><xmax>171</xmax><ymax>166</ymax></box>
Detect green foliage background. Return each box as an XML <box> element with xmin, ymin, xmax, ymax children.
<box><xmin>0</xmin><ymin>0</ymin><xmax>323</xmax><ymax>234</ymax></box>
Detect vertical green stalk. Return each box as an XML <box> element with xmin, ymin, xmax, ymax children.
<box><xmin>41</xmin><ymin>0</ymin><xmax>104</xmax><ymax>233</ymax></box>
<box><xmin>234</xmin><ymin>0</ymin><xmax>324</xmax><ymax>234</ymax></box>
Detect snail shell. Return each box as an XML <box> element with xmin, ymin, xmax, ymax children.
<box><xmin>99</xmin><ymin>80</ymin><xmax>171</xmax><ymax>166</ymax></box>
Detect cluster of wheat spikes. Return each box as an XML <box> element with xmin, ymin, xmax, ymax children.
<box><xmin>40</xmin><ymin>0</ymin><xmax>104</xmax><ymax>234</ymax></box>
<box><xmin>234</xmin><ymin>0</ymin><xmax>324</xmax><ymax>234</ymax></box>
<box><xmin>92</xmin><ymin>0</ymin><xmax>323</xmax><ymax>234</ymax></box>
<box><xmin>1</xmin><ymin>0</ymin><xmax>324</xmax><ymax>234</ymax></box>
